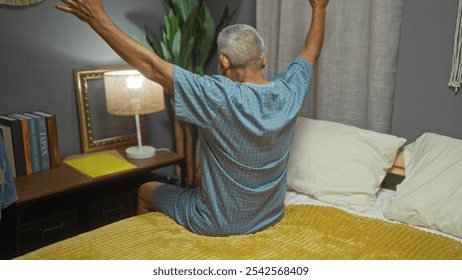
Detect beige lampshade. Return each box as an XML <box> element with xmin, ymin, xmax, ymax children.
<box><xmin>103</xmin><ymin>70</ymin><xmax>165</xmax><ymax>116</ymax></box>
<box><xmin>0</xmin><ymin>0</ymin><xmax>43</xmax><ymax>5</ymax></box>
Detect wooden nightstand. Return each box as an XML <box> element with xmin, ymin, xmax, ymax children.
<box><xmin>7</xmin><ymin>149</ymin><xmax>185</xmax><ymax>257</ymax></box>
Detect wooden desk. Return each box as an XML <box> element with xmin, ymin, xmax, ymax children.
<box><xmin>15</xmin><ymin>149</ymin><xmax>185</xmax><ymax>204</ymax></box>
<box><xmin>11</xmin><ymin>149</ymin><xmax>185</xmax><ymax>256</ymax></box>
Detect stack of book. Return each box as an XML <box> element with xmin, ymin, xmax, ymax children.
<box><xmin>0</xmin><ymin>111</ymin><xmax>60</xmax><ymax>177</ymax></box>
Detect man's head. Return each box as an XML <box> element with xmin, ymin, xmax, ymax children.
<box><xmin>217</xmin><ymin>24</ymin><xmax>266</xmax><ymax>75</ymax></box>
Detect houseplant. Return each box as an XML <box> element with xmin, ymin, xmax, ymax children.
<box><xmin>144</xmin><ymin>0</ymin><xmax>235</xmax><ymax>186</ymax></box>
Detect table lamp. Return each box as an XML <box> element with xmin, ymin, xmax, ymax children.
<box><xmin>0</xmin><ymin>0</ymin><xmax>43</xmax><ymax>6</ymax></box>
<box><xmin>103</xmin><ymin>69</ymin><xmax>165</xmax><ymax>159</ymax></box>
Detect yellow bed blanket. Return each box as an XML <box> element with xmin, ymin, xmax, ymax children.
<box><xmin>16</xmin><ymin>204</ymin><xmax>462</xmax><ymax>260</ymax></box>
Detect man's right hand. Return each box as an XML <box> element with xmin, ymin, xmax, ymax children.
<box><xmin>309</xmin><ymin>0</ymin><xmax>330</xmax><ymax>9</ymax></box>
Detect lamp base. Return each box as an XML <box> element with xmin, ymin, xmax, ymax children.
<box><xmin>125</xmin><ymin>145</ymin><xmax>156</xmax><ymax>159</ymax></box>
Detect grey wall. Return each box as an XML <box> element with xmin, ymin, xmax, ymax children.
<box><xmin>1</xmin><ymin>0</ymin><xmax>461</xmax><ymax>160</ymax></box>
<box><xmin>392</xmin><ymin>0</ymin><xmax>462</xmax><ymax>142</ymax></box>
<box><xmin>0</xmin><ymin>0</ymin><xmax>255</xmax><ymax>159</ymax></box>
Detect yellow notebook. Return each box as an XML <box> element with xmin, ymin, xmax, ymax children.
<box><xmin>64</xmin><ymin>152</ymin><xmax>137</xmax><ymax>178</ymax></box>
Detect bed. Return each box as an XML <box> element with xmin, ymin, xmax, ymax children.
<box><xmin>15</xmin><ymin>118</ymin><xmax>462</xmax><ymax>260</ymax></box>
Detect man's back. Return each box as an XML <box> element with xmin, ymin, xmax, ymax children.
<box><xmin>171</xmin><ymin>57</ymin><xmax>313</xmax><ymax>236</ymax></box>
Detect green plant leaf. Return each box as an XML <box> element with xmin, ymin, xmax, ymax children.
<box><xmin>144</xmin><ymin>25</ymin><xmax>164</xmax><ymax>59</ymax></box>
<box><xmin>215</xmin><ymin>7</ymin><xmax>238</xmax><ymax>41</ymax></box>
<box><xmin>172</xmin><ymin>0</ymin><xmax>199</xmax><ymax>23</ymax></box>
<box><xmin>195</xmin><ymin>3</ymin><xmax>217</xmax><ymax>67</ymax></box>
<box><xmin>194</xmin><ymin>65</ymin><xmax>205</xmax><ymax>76</ymax></box>
<box><xmin>171</xmin><ymin>30</ymin><xmax>182</xmax><ymax>64</ymax></box>
<box><xmin>141</xmin><ymin>1</ymin><xmax>236</xmax><ymax>75</ymax></box>
<box><xmin>179</xmin><ymin>37</ymin><xmax>196</xmax><ymax>70</ymax></box>
<box><xmin>161</xmin><ymin>41</ymin><xmax>173</xmax><ymax>62</ymax></box>
<box><xmin>164</xmin><ymin>9</ymin><xmax>179</xmax><ymax>45</ymax></box>
<box><xmin>163</xmin><ymin>0</ymin><xmax>173</xmax><ymax>9</ymax></box>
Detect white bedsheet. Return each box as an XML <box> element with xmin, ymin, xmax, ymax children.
<box><xmin>285</xmin><ymin>189</ymin><xmax>462</xmax><ymax>243</ymax></box>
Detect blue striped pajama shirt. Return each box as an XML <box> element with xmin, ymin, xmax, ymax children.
<box><xmin>152</xmin><ymin>57</ymin><xmax>312</xmax><ymax>236</ymax></box>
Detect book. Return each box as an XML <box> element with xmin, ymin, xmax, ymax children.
<box><xmin>0</xmin><ymin>124</ymin><xmax>16</xmax><ymax>177</ymax></box>
<box><xmin>11</xmin><ymin>114</ymin><xmax>41</xmax><ymax>173</ymax></box>
<box><xmin>63</xmin><ymin>151</ymin><xmax>137</xmax><ymax>178</ymax></box>
<box><xmin>25</xmin><ymin>113</ymin><xmax>51</xmax><ymax>171</ymax></box>
<box><xmin>33</xmin><ymin>111</ymin><xmax>60</xmax><ymax>168</ymax></box>
<box><xmin>10</xmin><ymin>114</ymin><xmax>33</xmax><ymax>174</ymax></box>
<box><xmin>0</xmin><ymin>161</ymin><xmax>3</xmax><ymax>185</ymax></box>
<box><xmin>0</xmin><ymin>133</ymin><xmax>17</xmax><ymax>213</ymax></box>
<box><xmin>0</xmin><ymin>115</ymin><xmax>27</xmax><ymax>176</ymax></box>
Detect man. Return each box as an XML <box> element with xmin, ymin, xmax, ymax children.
<box><xmin>54</xmin><ymin>0</ymin><xmax>329</xmax><ymax>236</ymax></box>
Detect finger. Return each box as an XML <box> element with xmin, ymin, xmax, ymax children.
<box><xmin>52</xmin><ymin>3</ymin><xmax>73</xmax><ymax>13</ymax></box>
<box><xmin>60</xmin><ymin>0</ymin><xmax>76</xmax><ymax>6</ymax></box>
<box><xmin>54</xmin><ymin>0</ymin><xmax>79</xmax><ymax>11</ymax></box>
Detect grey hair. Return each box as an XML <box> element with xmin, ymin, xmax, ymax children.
<box><xmin>217</xmin><ymin>24</ymin><xmax>265</xmax><ymax>68</ymax></box>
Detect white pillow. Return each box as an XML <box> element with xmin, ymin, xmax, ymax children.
<box><xmin>287</xmin><ymin>117</ymin><xmax>406</xmax><ymax>212</ymax></box>
<box><xmin>382</xmin><ymin>133</ymin><xmax>462</xmax><ymax>238</ymax></box>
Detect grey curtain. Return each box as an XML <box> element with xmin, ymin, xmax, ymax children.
<box><xmin>257</xmin><ymin>0</ymin><xmax>405</xmax><ymax>133</ymax></box>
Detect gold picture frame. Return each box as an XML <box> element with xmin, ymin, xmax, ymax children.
<box><xmin>74</xmin><ymin>66</ymin><xmax>147</xmax><ymax>154</ymax></box>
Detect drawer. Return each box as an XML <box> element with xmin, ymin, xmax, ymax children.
<box><xmin>82</xmin><ymin>191</ymin><xmax>136</xmax><ymax>231</ymax></box>
<box><xmin>20</xmin><ymin>209</ymin><xmax>78</xmax><ymax>254</ymax></box>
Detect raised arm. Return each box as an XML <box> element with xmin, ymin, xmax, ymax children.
<box><xmin>299</xmin><ymin>0</ymin><xmax>329</xmax><ymax>66</ymax></box>
<box><xmin>53</xmin><ymin>0</ymin><xmax>174</xmax><ymax>93</ymax></box>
